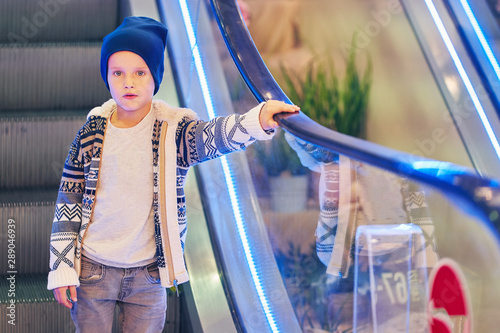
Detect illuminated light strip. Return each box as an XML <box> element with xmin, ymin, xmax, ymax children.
<box><xmin>424</xmin><ymin>0</ymin><xmax>500</xmax><ymax>160</ymax></box>
<box><xmin>178</xmin><ymin>1</ymin><xmax>278</xmax><ymax>331</ymax></box>
<box><xmin>178</xmin><ymin>0</ymin><xmax>215</xmax><ymax>118</ymax></box>
<box><xmin>459</xmin><ymin>0</ymin><xmax>500</xmax><ymax>82</ymax></box>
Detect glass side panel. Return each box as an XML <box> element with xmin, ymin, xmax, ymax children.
<box><xmin>244</xmin><ymin>0</ymin><xmax>475</xmax><ymax>169</ymax></box>
<box><xmin>200</xmin><ymin>1</ymin><xmax>500</xmax><ymax>331</ymax></box>
<box><xmin>246</xmin><ymin>131</ymin><xmax>500</xmax><ymax>332</ymax></box>
<box><xmin>485</xmin><ymin>0</ymin><xmax>500</xmax><ymax>28</ymax></box>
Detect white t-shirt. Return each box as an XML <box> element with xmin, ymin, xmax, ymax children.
<box><xmin>82</xmin><ymin>108</ymin><xmax>157</xmax><ymax>268</ymax></box>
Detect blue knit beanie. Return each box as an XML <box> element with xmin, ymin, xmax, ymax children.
<box><xmin>100</xmin><ymin>16</ymin><xmax>168</xmax><ymax>95</ymax></box>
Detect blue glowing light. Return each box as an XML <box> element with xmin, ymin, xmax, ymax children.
<box><xmin>178</xmin><ymin>1</ymin><xmax>278</xmax><ymax>331</ymax></box>
<box><xmin>424</xmin><ymin>0</ymin><xmax>500</xmax><ymax>160</ymax></box>
<box><xmin>412</xmin><ymin>161</ymin><xmax>452</xmax><ymax>170</ymax></box>
<box><xmin>459</xmin><ymin>0</ymin><xmax>500</xmax><ymax>82</ymax></box>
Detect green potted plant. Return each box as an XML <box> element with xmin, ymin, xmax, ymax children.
<box><xmin>280</xmin><ymin>40</ymin><xmax>372</xmax><ymax>138</ymax></box>
<box><xmin>251</xmin><ymin>38</ymin><xmax>371</xmax><ymax>214</ymax></box>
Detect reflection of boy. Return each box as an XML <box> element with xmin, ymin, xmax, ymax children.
<box><xmin>287</xmin><ymin>135</ymin><xmax>438</xmax><ymax>279</ymax></box>
<box><xmin>47</xmin><ymin>16</ymin><xmax>299</xmax><ymax>331</ymax></box>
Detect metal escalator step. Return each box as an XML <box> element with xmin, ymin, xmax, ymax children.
<box><xmin>0</xmin><ymin>187</ymin><xmax>58</xmax><ymax>274</ymax></box>
<box><xmin>0</xmin><ymin>110</ymin><xmax>87</xmax><ymax>188</ymax></box>
<box><xmin>0</xmin><ymin>274</ymin><xmax>54</xmax><ymax>304</ymax></box>
<box><xmin>0</xmin><ymin>300</ymin><xmax>73</xmax><ymax>332</ymax></box>
<box><xmin>0</xmin><ymin>0</ymin><xmax>119</xmax><ymax>43</ymax></box>
<box><xmin>0</xmin><ymin>186</ymin><xmax>58</xmax><ymax>206</ymax></box>
<box><xmin>0</xmin><ymin>42</ymin><xmax>111</xmax><ymax>111</ymax></box>
<box><xmin>0</xmin><ymin>273</ymin><xmax>74</xmax><ymax>332</ymax></box>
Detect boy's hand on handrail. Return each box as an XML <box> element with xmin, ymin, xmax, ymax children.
<box><xmin>259</xmin><ymin>100</ymin><xmax>300</xmax><ymax>131</ymax></box>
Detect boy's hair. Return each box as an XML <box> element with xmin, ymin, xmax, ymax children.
<box><xmin>100</xmin><ymin>16</ymin><xmax>168</xmax><ymax>95</ymax></box>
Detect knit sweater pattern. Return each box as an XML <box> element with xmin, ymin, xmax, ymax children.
<box><xmin>48</xmin><ymin>99</ymin><xmax>269</xmax><ymax>290</ymax></box>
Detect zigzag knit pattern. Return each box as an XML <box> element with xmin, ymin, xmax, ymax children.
<box><xmin>315</xmin><ymin>162</ymin><xmax>340</xmax><ymax>267</ymax></box>
<box><xmin>54</xmin><ymin>203</ymin><xmax>82</xmax><ymax>222</ymax></box>
<box><xmin>50</xmin><ymin>116</ymin><xmax>105</xmax><ymax>275</ymax></box>
<box><xmin>48</xmin><ymin>100</ymin><xmax>266</xmax><ymax>289</ymax></box>
<box><xmin>172</xmin><ymin>114</ymin><xmax>256</xmax><ymax>251</ymax></box>
<box><xmin>402</xmin><ymin>180</ymin><xmax>438</xmax><ymax>257</ymax></box>
<box><xmin>152</xmin><ymin>120</ymin><xmax>166</xmax><ymax>268</ymax></box>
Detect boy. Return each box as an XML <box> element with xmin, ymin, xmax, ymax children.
<box><xmin>47</xmin><ymin>16</ymin><xmax>299</xmax><ymax>332</ymax></box>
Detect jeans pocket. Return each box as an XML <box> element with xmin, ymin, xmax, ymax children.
<box><xmin>80</xmin><ymin>256</ymin><xmax>105</xmax><ymax>284</ymax></box>
<box><xmin>145</xmin><ymin>263</ymin><xmax>161</xmax><ymax>284</ymax></box>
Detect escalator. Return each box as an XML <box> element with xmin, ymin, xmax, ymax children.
<box><xmin>0</xmin><ymin>1</ymin><xmax>120</xmax><ymax>332</ymax></box>
<box><xmin>1</xmin><ymin>0</ymin><xmax>500</xmax><ymax>332</ymax></box>
<box><xmin>166</xmin><ymin>0</ymin><xmax>500</xmax><ymax>332</ymax></box>
<box><xmin>402</xmin><ymin>0</ymin><xmax>500</xmax><ymax>179</ymax></box>
<box><xmin>0</xmin><ymin>1</ymin><xmax>182</xmax><ymax>332</ymax></box>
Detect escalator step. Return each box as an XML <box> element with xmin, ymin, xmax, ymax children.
<box><xmin>0</xmin><ymin>42</ymin><xmax>111</xmax><ymax>111</ymax></box>
<box><xmin>0</xmin><ymin>186</ymin><xmax>58</xmax><ymax>206</ymax></box>
<box><xmin>0</xmin><ymin>274</ymin><xmax>54</xmax><ymax>304</ymax></box>
<box><xmin>0</xmin><ymin>111</ymin><xmax>87</xmax><ymax>188</ymax></box>
<box><xmin>0</xmin><ymin>187</ymin><xmax>58</xmax><ymax>274</ymax></box>
<box><xmin>0</xmin><ymin>0</ymin><xmax>119</xmax><ymax>43</ymax></box>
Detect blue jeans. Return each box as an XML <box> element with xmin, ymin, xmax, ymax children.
<box><xmin>70</xmin><ymin>256</ymin><xmax>167</xmax><ymax>333</ymax></box>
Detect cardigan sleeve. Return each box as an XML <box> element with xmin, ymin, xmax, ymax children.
<box><xmin>176</xmin><ymin>102</ymin><xmax>274</xmax><ymax>167</ymax></box>
<box><xmin>47</xmin><ymin>128</ymin><xmax>85</xmax><ymax>290</ymax></box>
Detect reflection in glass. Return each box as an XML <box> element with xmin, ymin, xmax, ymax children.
<box><xmin>245</xmin><ymin>130</ymin><xmax>500</xmax><ymax>332</ymax></box>
<box><xmin>204</xmin><ymin>2</ymin><xmax>500</xmax><ymax>330</ymax></box>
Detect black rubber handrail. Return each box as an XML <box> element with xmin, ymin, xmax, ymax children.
<box><xmin>210</xmin><ymin>0</ymin><xmax>500</xmax><ymax>230</ymax></box>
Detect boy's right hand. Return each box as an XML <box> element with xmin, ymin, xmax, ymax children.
<box><xmin>53</xmin><ymin>286</ymin><xmax>77</xmax><ymax>309</ymax></box>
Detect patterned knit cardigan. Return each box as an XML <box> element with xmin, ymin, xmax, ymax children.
<box><xmin>48</xmin><ymin>99</ymin><xmax>269</xmax><ymax>290</ymax></box>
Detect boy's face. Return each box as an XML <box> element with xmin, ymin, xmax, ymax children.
<box><xmin>107</xmin><ymin>51</ymin><xmax>155</xmax><ymax>116</ymax></box>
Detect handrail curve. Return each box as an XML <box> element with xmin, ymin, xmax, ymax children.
<box><xmin>209</xmin><ymin>0</ymin><xmax>500</xmax><ymax>230</ymax></box>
